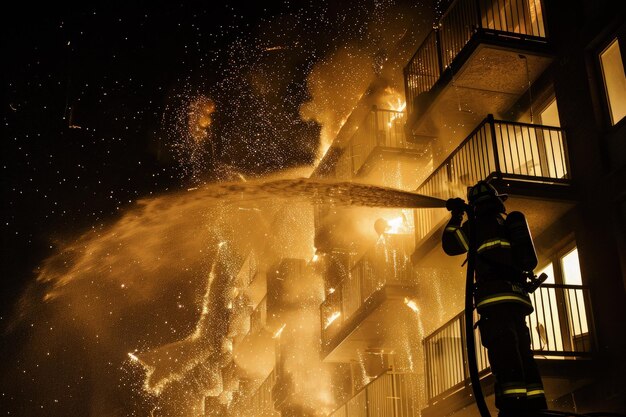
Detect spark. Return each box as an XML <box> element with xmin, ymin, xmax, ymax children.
<box><xmin>264</xmin><ymin>45</ymin><xmax>288</xmax><ymax>51</ymax></box>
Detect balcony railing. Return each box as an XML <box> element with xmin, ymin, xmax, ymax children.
<box><xmin>414</xmin><ymin>115</ymin><xmax>569</xmax><ymax>242</ymax></box>
<box><xmin>404</xmin><ymin>0</ymin><xmax>547</xmax><ymax>115</ymax></box>
<box><xmin>339</xmin><ymin>107</ymin><xmax>420</xmax><ymax>177</ymax></box>
<box><xmin>424</xmin><ymin>284</ymin><xmax>593</xmax><ymax>404</ymax></box>
<box><xmin>328</xmin><ymin>371</ymin><xmax>420</xmax><ymax>417</ymax></box>
<box><xmin>250</xmin><ymin>296</ymin><xmax>268</xmax><ymax>335</ymax></box>
<box><xmin>240</xmin><ymin>369</ymin><xmax>280</xmax><ymax>417</ymax></box>
<box><xmin>321</xmin><ymin>241</ymin><xmax>414</xmax><ymax>344</ymax></box>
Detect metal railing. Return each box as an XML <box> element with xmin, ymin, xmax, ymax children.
<box><xmin>243</xmin><ymin>369</ymin><xmax>280</xmax><ymax>417</ymax></box>
<box><xmin>320</xmin><ymin>240</ymin><xmax>414</xmax><ymax>345</ymax></box>
<box><xmin>423</xmin><ymin>284</ymin><xmax>593</xmax><ymax>404</ymax></box>
<box><xmin>404</xmin><ymin>0</ymin><xmax>547</xmax><ymax>115</ymax></box>
<box><xmin>328</xmin><ymin>371</ymin><xmax>420</xmax><ymax>417</ymax></box>
<box><xmin>414</xmin><ymin>115</ymin><xmax>569</xmax><ymax>242</ymax></box>
<box><xmin>250</xmin><ymin>296</ymin><xmax>268</xmax><ymax>335</ymax></box>
<box><xmin>347</xmin><ymin>107</ymin><xmax>420</xmax><ymax>175</ymax></box>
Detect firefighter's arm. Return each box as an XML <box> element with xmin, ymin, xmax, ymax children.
<box><xmin>442</xmin><ymin>210</ymin><xmax>469</xmax><ymax>256</ymax></box>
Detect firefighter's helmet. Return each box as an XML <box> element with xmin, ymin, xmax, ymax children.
<box><xmin>467</xmin><ymin>181</ymin><xmax>508</xmax><ymax>206</ymax></box>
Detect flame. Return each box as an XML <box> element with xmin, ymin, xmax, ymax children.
<box><xmin>386</xmin><ymin>216</ymin><xmax>404</xmax><ymax>234</ymax></box>
<box><xmin>324</xmin><ymin>311</ymin><xmax>341</xmax><ymax>328</ymax></box>
<box><xmin>404</xmin><ymin>297</ymin><xmax>419</xmax><ymax>314</ymax></box>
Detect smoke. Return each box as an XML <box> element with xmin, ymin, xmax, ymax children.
<box><xmin>3</xmin><ymin>168</ymin><xmax>314</xmax><ymax>416</ymax></box>
<box><xmin>300</xmin><ymin>1</ymin><xmax>434</xmax><ymax>159</ymax></box>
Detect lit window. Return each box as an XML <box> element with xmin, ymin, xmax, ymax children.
<box><xmin>561</xmin><ymin>247</ymin><xmax>583</xmax><ymax>286</ymax></box>
<box><xmin>599</xmin><ymin>38</ymin><xmax>626</xmax><ymax>125</ymax></box>
<box><xmin>539</xmin><ymin>98</ymin><xmax>560</xmax><ymax>127</ymax></box>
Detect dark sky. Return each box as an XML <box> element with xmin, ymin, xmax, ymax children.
<box><xmin>2</xmin><ymin>0</ymin><xmax>364</xmax><ymax>310</ymax></box>
<box><xmin>2</xmin><ymin>1</ymin><xmax>433</xmax><ymax>415</ymax></box>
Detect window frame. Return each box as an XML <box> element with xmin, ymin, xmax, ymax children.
<box><xmin>596</xmin><ymin>34</ymin><xmax>626</xmax><ymax>129</ymax></box>
<box><xmin>536</xmin><ymin>240</ymin><xmax>579</xmax><ymax>285</ymax></box>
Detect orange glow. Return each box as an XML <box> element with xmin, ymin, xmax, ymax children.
<box><xmin>404</xmin><ymin>297</ymin><xmax>419</xmax><ymax>314</ymax></box>
<box><xmin>324</xmin><ymin>311</ymin><xmax>341</xmax><ymax>328</ymax></box>
<box><xmin>273</xmin><ymin>323</ymin><xmax>287</xmax><ymax>339</ymax></box>
<box><xmin>188</xmin><ymin>96</ymin><xmax>215</xmax><ymax>144</ymax></box>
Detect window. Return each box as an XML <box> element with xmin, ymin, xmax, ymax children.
<box><xmin>600</xmin><ymin>38</ymin><xmax>626</xmax><ymax>125</ymax></box>
<box><xmin>526</xmin><ymin>245</ymin><xmax>591</xmax><ymax>355</ymax></box>
<box><xmin>539</xmin><ymin>98</ymin><xmax>560</xmax><ymax>127</ymax></box>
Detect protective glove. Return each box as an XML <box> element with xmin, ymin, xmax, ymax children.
<box><xmin>446</xmin><ymin>197</ymin><xmax>467</xmax><ymax>215</ymax></box>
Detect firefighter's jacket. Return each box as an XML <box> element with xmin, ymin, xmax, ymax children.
<box><xmin>442</xmin><ymin>211</ymin><xmax>534</xmax><ymax>315</ymax></box>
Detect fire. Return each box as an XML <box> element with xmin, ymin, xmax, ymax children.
<box><xmin>387</xmin><ymin>216</ymin><xmax>405</xmax><ymax>234</ymax></box>
<box><xmin>324</xmin><ymin>311</ymin><xmax>341</xmax><ymax>328</ymax></box>
<box><xmin>404</xmin><ymin>298</ymin><xmax>419</xmax><ymax>314</ymax></box>
<box><xmin>384</xmin><ymin>87</ymin><xmax>407</xmax><ymax>127</ymax></box>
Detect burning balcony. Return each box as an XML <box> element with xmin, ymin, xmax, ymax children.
<box><xmin>327</xmin><ymin>370</ymin><xmax>420</xmax><ymax>417</ymax></box>
<box><xmin>320</xmin><ymin>233</ymin><xmax>417</xmax><ymax>361</ymax></box>
<box><xmin>412</xmin><ymin>115</ymin><xmax>575</xmax><ymax>258</ymax></box>
<box><xmin>403</xmin><ymin>0</ymin><xmax>553</xmax><ymax>144</ymax></box>
<box><xmin>332</xmin><ymin>106</ymin><xmax>428</xmax><ymax>190</ymax></box>
<box><xmin>422</xmin><ymin>283</ymin><xmax>594</xmax><ymax>416</ymax></box>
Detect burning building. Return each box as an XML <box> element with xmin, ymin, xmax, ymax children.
<box><xmin>215</xmin><ymin>0</ymin><xmax>626</xmax><ymax>416</ymax></box>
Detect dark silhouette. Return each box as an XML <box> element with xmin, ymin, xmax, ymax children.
<box><xmin>443</xmin><ymin>181</ymin><xmax>548</xmax><ymax>417</ymax></box>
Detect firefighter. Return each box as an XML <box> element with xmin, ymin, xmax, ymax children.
<box><xmin>442</xmin><ymin>181</ymin><xmax>547</xmax><ymax>417</ymax></box>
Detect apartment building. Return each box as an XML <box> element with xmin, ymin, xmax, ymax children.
<box><xmin>211</xmin><ymin>1</ymin><xmax>626</xmax><ymax>416</ymax></box>
<box><xmin>312</xmin><ymin>0</ymin><xmax>626</xmax><ymax>416</ymax></box>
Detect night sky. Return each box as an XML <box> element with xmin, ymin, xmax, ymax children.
<box><xmin>2</xmin><ymin>1</ymin><xmax>433</xmax><ymax>415</ymax></box>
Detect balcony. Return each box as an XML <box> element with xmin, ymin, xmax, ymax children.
<box><xmin>320</xmin><ymin>235</ymin><xmax>417</xmax><ymax>361</ymax></box>
<box><xmin>250</xmin><ymin>296</ymin><xmax>268</xmax><ymax>335</ymax></box>
<box><xmin>233</xmin><ymin>295</ymin><xmax>275</xmax><ymax>377</ymax></box>
<box><xmin>233</xmin><ymin>369</ymin><xmax>280</xmax><ymax>417</ymax></box>
<box><xmin>328</xmin><ymin>370</ymin><xmax>420</xmax><ymax>417</ymax></box>
<box><xmin>422</xmin><ymin>284</ymin><xmax>594</xmax><ymax>417</ymax></box>
<box><xmin>404</xmin><ymin>0</ymin><xmax>553</xmax><ymax>144</ymax></box>
<box><xmin>334</xmin><ymin>107</ymin><xmax>428</xmax><ymax>190</ymax></box>
<box><xmin>412</xmin><ymin>115</ymin><xmax>575</xmax><ymax>259</ymax></box>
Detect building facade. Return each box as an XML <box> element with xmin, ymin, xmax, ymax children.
<box><xmin>209</xmin><ymin>1</ymin><xmax>626</xmax><ymax>416</ymax></box>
